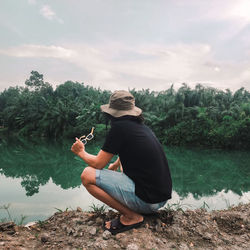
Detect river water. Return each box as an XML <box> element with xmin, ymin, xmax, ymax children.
<box><xmin>0</xmin><ymin>137</ymin><xmax>249</xmax><ymax>224</ymax></box>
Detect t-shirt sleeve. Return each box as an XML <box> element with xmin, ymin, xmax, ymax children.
<box><xmin>101</xmin><ymin>123</ymin><xmax>123</xmax><ymax>155</ymax></box>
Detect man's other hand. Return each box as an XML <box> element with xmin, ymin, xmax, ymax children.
<box><xmin>71</xmin><ymin>138</ymin><xmax>85</xmax><ymax>155</ymax></box>
<box><xmin>108</xmin><ymin>163</ymin><xmax>118</xmax><ymax>171</ymax></box>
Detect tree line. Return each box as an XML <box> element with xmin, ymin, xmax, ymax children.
<box><xmin>0</xmin><ymin>71</ymin><xmax>249</xmax><ymax>149</ymax></box>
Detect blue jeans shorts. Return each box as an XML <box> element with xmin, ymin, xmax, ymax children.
<box><xmin>95</xmin><ymin>169</ymin><xmax>167</xmax><ymax>214</ymax></box>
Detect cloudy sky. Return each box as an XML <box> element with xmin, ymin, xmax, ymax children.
<box><xmin>0</xmin><ymin>0</ymin><xmax>250</xmax><ymax>92</ymax></box>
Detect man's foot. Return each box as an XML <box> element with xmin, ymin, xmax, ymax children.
<box><xmin>104</xmin><ymin>215</ymin><xmax>144</xmax><ymax>235</ymax></box>
<box><xmin>105</xmin><ymin>214</ymin><xmax>143</xmax><ymax>229</ymax></box>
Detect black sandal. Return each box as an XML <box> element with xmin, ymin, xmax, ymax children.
<box><xmin>103</xmin><ymin>217</ymin><xmax>144</xmax><ymax>235</ymax></box>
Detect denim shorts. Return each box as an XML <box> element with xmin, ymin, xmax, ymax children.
<box><xmin>95</xmin><ymin>169</ymin><xmax>167</xmax><ymax>214</ymax></box>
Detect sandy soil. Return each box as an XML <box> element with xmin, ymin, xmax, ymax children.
<box><xmin>0</xmin><ymin>203</ymin><xmax>249</xmax><ymax>249</ymax></box>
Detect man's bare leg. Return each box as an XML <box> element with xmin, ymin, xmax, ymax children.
<box><xmin>81</xmin><ymin>166</ymin><xmax>143</xmax><ymax>228</ymax></box>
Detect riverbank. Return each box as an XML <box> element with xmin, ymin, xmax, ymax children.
<box><xmin>0</xmin><ymin>203</ymin><xmax>249</xmax><ymax>249</ymax></box>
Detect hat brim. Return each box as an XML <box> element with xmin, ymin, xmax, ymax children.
<box><xmin>100</xmin><ymin>104</ymin><xmax>142</xmax><ymax>117</ymax></box>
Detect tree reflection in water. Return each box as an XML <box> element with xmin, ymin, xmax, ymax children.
<box><xmin>166</xmin><ymin>146</ymin><xmax>250</xmax><ymax>198</ymax></box>
<box><xmin>0</xmin><ymin>137</ymin><xmax>249</xmax><ymax>198</ymax></box>
<box><xmin>0</xmin><ymin>137</ymin><xmax>89</xmax><ymax>196</ymax></box>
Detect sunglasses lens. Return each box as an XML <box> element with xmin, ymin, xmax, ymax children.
<box><xmin>81</xmin><ymin>139</ymin><xmax>87</xmax><ymax>144</ymax></box>
<box><xmin>86</xmin><ymin>134</ymin><xmax>94</xmax><ymax>140</ymax></box>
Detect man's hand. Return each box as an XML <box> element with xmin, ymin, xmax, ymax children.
<box><xmin>108</xmin><ymin>157</ymin><xmax>123</xmax><ymax>172</ymax></box>
<box><xmin>108</xmin><ymin>163</ymin><xmax>119</xmax><ymax>171</ymax></box>
<box><xmin>71</xmin><ymin>138</ymin><xmax>85</xmax><ymax>156</ymax></box>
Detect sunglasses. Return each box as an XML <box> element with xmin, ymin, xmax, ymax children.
<box><xmin>79</xmin><ymin>127</ymin><xmax>95</xmax><ymax>145</ymax></box>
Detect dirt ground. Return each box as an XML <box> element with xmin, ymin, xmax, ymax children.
<box><xmin>0</xmin><ymin>203</ymin><xmax>249</xmax><ymax>249</ymax></box>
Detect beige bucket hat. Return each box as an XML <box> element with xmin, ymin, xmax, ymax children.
<box><xmin>100</xmin><ymin>90</ymin><xmax>142</xmax><ymax>117</ymax></box>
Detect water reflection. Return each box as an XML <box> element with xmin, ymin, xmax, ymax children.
<box><xmin>0</xmin><ymin>137</ymin><xmax>85</xmax><ymax>196</ymax></box>
<box><xmin>166</xmin><ymin>146</ymin><xmax>250</xmax><ymax>198</ymax></box>
<box><xmin>0</xmin><ymin>138</ymin><xmax>249</xmax><ymax>199</ymax></box>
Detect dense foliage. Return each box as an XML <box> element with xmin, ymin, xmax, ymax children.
<box><xmin>0</xmin><ymin>71</ymin><xmax>250</xmax><ymax>149</ymax></box>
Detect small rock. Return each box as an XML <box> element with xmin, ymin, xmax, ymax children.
<box><xmin>89</xmin><ymin>227</ymin><xmax>97</xmax><ymax>235</ymax></box>
<box><xmin>126</xmin><ymin>243</ymin><xmax>139</xmax><ymax>250</ymax></box>
<box><xmin>87</xmin><ymin>241</ymin><xmax>94</xmax><ymax>248</ymax></box>
<box><xmin>115</xmin><ymin>232</ymin><xmax>126</xmax><ymax>240</ymax></box>
<box><xmin>27</xmin><ymin>236</ymin><xmax>35</xmax><ymax>240</ymax></box>
<box><xmin>162</xmin><ymin>239</ymin><xmax>167</xmax><ymax>244</ymax></box>
<box><xmin>155</xmin><ymin>238</ymin><xmax>162</xmax><ymax>244</ymax></box>
<box><xmin>94</xmin><ymin>239</ymin><xmax>108</xmax><ymax>248</ymax></box>
<box><xmin>76</xmin><ymin>225</ymin><xmax>84</xmax><ymax>233</ymax></box>
<box><xmin>179</xmin><ymin>243</ymin><xmax>189</xmax><ymax>250</ymax></box>
<box><xmin>0</xmin><ymin>222</ymin><xmax>15</xmax><ymax>231</ymax></box>
<box><xmin>73</xmin><ymin>232</ymin><xmax>78</xmax><ymax>237</ymax></box>
<box><xmin>87</xmin><ymin>220</ymin><xmax>95</xmax><ymax>226</ymax></box>
<box><xmin>66</xmin><ymin>228</ymin><xmax>74</xmax><ymax>235</ymax></box>
<box><xmin>95</xmin><ymin>217</ymin><xmax>103</xmax><ymax>225</ymax></box>
<box><xmin>0</xmin><ymin>242</ymin><xmax>5</xmax><ymax>246</ymax></box>
<box><xmin>156</xmin><ymin>218</ymin><xmax>161</xmax><ymax>225</ymax></box>
<box><xmin>86</xmin><ymin>213</ymin><xmax>94</xmax><ymax>217</ymax></box>
<box><xmin>77</xmin><ymin>206</ymin><xmax>83</xmax><ymax>212</ymax></box>
<box><xmin>102</xmin><ymin>230</ymin><xmax>112</xmax><ymax>240</ymax></box>
<box><xmin>155</xmin><ymin>223</ymin><xmax>162</xmax><ymax>232</ymax></box>
<box><xmin>40</xmin><ymin>233</ymin><xmax>50</xmax><ymax>243</ymax></box>
<box><xmin>24</xmin><ymin>221</ymin><xmax>37</xmax><ymax>228</ymax></box>
<box><xmin>6</xmin><ymin>231</ymin><xmax>15</xmax><ymax>235</ymax></box>
<box><xmin>203</xmin><ymin>232</ymin><xmax>212</xmax><ymax>240</ymax></box>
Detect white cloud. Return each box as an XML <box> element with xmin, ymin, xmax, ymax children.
<box><xmin>40</xmin><ymin>5</ymin><xmax>63</xmax><ymax>23</ymax></box>
<box><xmin>61</xmin><ymin>42</ymin><xmax>250</xmax><ymax>91</ymax></box>
<box><xmin>187</xmin><ymin>0</ymin><xmax>250</xmax><ymax>24</ymax></box>
<box><xmin>228</xmin><ymin>0</ymin><xmax>250</xmax><ymax>22</ymax></box>
<box><xmin>214</xmin><ymin>67</ymin><xmax>221</xmax><ymax>72</ymax></box>
<box><xmin>0</xmin><ymin>45</ymin><xmax>74</xmax><ymax>58</ymax></box>
<box><xmin>182</xmin><ymin>0</ymin><xmax>250</xmax><ymax>42</ymax></box>
<box><xmin>0</xmin><ymin>42</ymin><xmax>249</xmax><ymax>92</ymax></box>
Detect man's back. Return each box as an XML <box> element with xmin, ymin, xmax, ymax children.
<box><xmin>102</xmin><ymin>118</ymin><xmax>172</xmax><ymax>203</ymax></box>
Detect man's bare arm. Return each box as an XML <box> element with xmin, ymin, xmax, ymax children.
<box><xmin>71</xmin><ymin>138</ymin><xmax>114</xmax><ymax>169</ymax></box>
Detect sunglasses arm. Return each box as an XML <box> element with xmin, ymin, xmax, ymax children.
<box><xmin>79</xmin><ymin>135</ymin><xmax>86</xmax><ymax>141</ymax></box>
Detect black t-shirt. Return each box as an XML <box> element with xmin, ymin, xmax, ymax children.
<box><xmin>102</xmin><ymin>118</ymin><xmax>172</xmax><ymax>203</ymax></box>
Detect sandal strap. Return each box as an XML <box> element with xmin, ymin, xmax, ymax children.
<box><xmin>110</xmin><ymin>217</ymin><xmax>124</xmax><ymax>230</ymax></box>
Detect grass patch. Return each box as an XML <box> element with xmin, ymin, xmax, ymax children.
<box><xmin>89</xmin><ymin>203</ymin><xmax>106</xmax><ymax>215</ymax></box>
<box><xmin>0</xmin><ymin>203</ymin><xmax>28</xmax><ymax>225</ymax></box>
<box><xmin>164</xmin><ymin>201</ymin><xmax>193</xmax><ymax>212</ymax></box>
<box><xmin>54</xmin><ymin>207</ymin><xmax>72</xmax><ymax>213</ymax></box>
